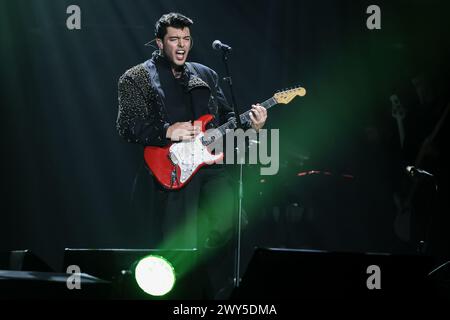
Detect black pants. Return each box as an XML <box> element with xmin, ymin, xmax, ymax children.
<box><xmin>154</xmin><ymin>166</ymin><xmax>236</xmax><ymax>250</ymax></box>
<box><xmin>153</xmin><ymin>166</ymin><xmax>238</xmax><ymax>298</ymax></box>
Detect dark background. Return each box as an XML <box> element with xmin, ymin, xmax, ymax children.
<box><xmin>1</xmin><ymin>0</ymin><xmax>449</xmax><ymax>271</ymax></box>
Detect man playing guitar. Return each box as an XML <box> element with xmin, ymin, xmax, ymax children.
<box><xmin>117</xmin><ymin>12</ymin><xmax>267</xmax><ymax>252</ymax></box>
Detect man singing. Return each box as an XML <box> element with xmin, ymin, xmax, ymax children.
<box><xmin>117</xmin><ymin>12</ymin><xmax>267</xmax><ymax>252</ymax></box>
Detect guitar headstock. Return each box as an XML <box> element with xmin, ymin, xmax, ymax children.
<box><xmin>273</xmin><ymin>86</ymin><xmax>306</xmax><ymax>104</ymax></box>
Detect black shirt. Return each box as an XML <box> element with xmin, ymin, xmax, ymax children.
<box><xmin>155</xmin><ymin>56</ymin><xmax>194</xmax><ymax>124</ymax></box>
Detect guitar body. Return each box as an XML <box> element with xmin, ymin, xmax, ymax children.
<box><xmin>144</xmin><ymin>114</ymin><xmax>223</xmax><ymax>190</ymax></box>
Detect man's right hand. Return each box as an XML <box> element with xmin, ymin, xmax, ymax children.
<box><xmin>166</xmin><ymin>121</ymin><xmax>201</xmax><ymax>141</ymax></box>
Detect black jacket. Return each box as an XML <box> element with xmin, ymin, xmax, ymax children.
<box><xmin>117</xmin><ymin>52</ymin><xmax>249</xmax><ymax>147</ymax></box>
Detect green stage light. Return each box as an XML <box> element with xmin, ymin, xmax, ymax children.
<box><xmin>134</xmin><ymin>255</ymin><xmax>176</xmax><ymax>296</ymax></box>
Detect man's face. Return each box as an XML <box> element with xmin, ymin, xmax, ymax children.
<box><xmin>158</xmin><ymin>26</ymin><xmax>191</xmax><ymax>67</ymax></box>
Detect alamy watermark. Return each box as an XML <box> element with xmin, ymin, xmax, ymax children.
<box><xmin>366</xmin><ymin>5</ymin><xmax>381</xmax><ymax>30</ymax></box>
<box><xmin>66</xmin><ymin>265</ymin><xmax>81</xmax><ymax>290</ymax></box>
<box><xmin>221</xmin><ymin>127</ymin><xmax>279</xmax><ymax>176</ymax></box>
<box><xmin>66</xmin><ymin>5</ymin><xmax>81</xmax><ymax>30</ymax></box>
<box><xmin>366</xmin><ymin>264</ymin><xmax>381</xmax><ymax>290</ymax></box>
<box><xmin>172</xmin><ymin>125</ymin><xmax>280</xmax><ymax>176</ymax></box>
<box><xmin>67</xmin><ymin>5</ymin><xmax>381</xmax><ymax>31</ymax></box>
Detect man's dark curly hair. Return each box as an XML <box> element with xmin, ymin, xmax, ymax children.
<box><xmin>155</xmin><ymin>12</ymin><xmax>193</xmax><ymax>39</ymax></box>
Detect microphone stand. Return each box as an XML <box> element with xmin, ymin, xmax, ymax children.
<box><xmin>220</xmin><ymin>49</ymin><xmax>244</xmax><ymax>289</ymax></box>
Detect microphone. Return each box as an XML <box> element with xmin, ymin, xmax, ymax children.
<box><xmin>406</xmin><ymin>166</ymin><xmax>434</xmax><ymax>178</ymax></box>
<box><xmin>212</xmin><ymin>40</ymin><xmax>232</xmax><ymax>52</ymax></box>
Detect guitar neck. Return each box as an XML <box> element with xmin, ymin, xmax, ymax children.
<box><xmin>208</xmin><ymin>97</ymin><xmax>278</xmax><ymax>141</ymax></box>
<box><xmin>237</xmin><ymin>96</ymin><xmax>278</xmax><ymax>127</ymax></box>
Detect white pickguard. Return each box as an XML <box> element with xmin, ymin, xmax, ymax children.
<box><xmin>168</xmin><ymin>133</ymin><xmax>223</xmax><ymax>183</ymax></box>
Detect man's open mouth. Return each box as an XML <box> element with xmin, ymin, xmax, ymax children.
<box><xmin>176</xmin><ymin>50</ymin><xmax>185</xmax><ymax>60</ymax></box>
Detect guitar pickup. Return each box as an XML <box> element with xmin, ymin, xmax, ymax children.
<box><xmin>168</xmin><ymin>151</ymin><xmax>179</xmax><ymax>165</ymax></box>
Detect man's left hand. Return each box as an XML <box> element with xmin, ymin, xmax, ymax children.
<box><xmin>249</xmin><ymin>104</ymin><xmax>267</xmax><ymax>131</ymax></box>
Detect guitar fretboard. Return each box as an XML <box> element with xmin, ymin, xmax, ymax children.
<box><xmin>203</xmin><ymin>97</ymin><xmax>278</xmax><ymax>145</ymax></box>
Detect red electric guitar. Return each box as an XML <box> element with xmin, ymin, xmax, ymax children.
<box><xmin>144</xmin><ymin>86</ymin><xmax>306</xmax><ymax>189</ymax></box>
